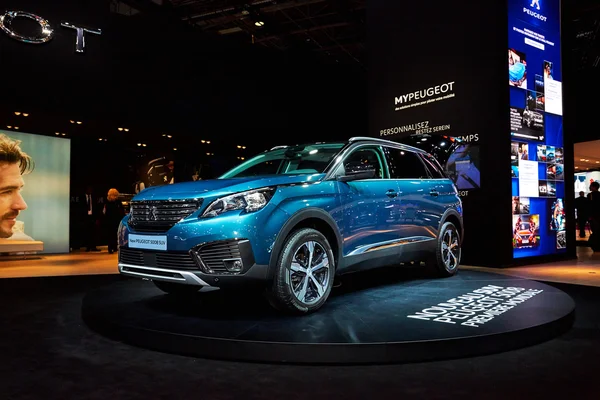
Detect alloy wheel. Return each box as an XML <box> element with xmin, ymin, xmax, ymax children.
<box><xmin>441</xmin><ymin>229</ymin><xmax>460</xmax><ymax>272</ymax></box>
<box><xmin>289</xmin><ymin>240</ymin><xmax>330</xmax><ymax>305</ymax></box>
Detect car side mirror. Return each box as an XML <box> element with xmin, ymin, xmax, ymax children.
<box><xmin>338</xmin><ymin>161</ymin><xmax>377</xmax><ymax>182</ymax></box>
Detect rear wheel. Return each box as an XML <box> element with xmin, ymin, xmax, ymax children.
<box><xmin>153</xmin><ymin>280</ymin><xmax>200</xmax><ymax>296</ymax></box>
<box><xmin>267</xmin><ymin>228</ymin><xmax>335</xmax><ymax>314</ymax></box>
<box><xmin>429</xmin><ymin>221</ymin><xmax>461</xmax><ymax>277</ymax></box>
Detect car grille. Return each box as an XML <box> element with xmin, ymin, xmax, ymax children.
<box><xmin>128</xmin><ymin>199</ymin><xmax>202</xmax><ymax>233</ymax></box>
<box><xmin>195</xmin><ymin>240</ymin><xmax>244</xmax><ymax>274</ymax></box>
<box><xmin>119</xmin><ymin>248</ymin><xmax>199</xmax><ymax>271</ymax></box>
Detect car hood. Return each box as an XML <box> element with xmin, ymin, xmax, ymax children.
<box><xmin>133</xmin><ymin>173</ymin><xmax>326</xmax><ymax>201</ymax></box>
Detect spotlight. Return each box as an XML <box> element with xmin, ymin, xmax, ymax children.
<box><xmin>173</xmin><ymin>148</ymin><xmax>177</xmax><ymax>151</ymax></box>
<box><xmin>206</xmin><ymin>141</ymin><xmax>211</xmax><ymax>144</ymax></box>
<box><xmin>99</xmin><ymin>138</ymin><xmax>103</xmax><ymax>141</ymax></box>
<box><xmin>61</xmin><ymin>133</ymin><xmax>66</xmax><ymax>136</ymax></box>
<box><xmin>55</xmin><ymin>132</ymin><xmax>60</xmax><ymax>135</ymax></box>
<box><xmin>124</xmin><ymin>128</ymin><xmax>129</xmax><ymax>132</ymax></box>
<box><xmin>255</xmin><ymin>21</ymin><xmax>265</xmax><ymax>27</ymax></box>
<box><xmin>142</xmin><ymin>144</ymin><xmax>147</xmax><ymax>147</ymax></box>
<box><xmin>22</xmin><ymin>113</ymin><xmax>29</xmax><ymax>117</ymax></box>
<box><xmin>137</xmin><ymin>143</ymin><xmax>142</xmax><ymax>146</ymax></box>
<box><xmin>76</xmin><ymin>121</ymin><xmax>82</xmax><ymax>125</ymax></box>
<box><xmin>118</xmin><ymin>128</ymin><xmax>123</xmax><ymax>131</ymax></box>
<box><xmin>14</xmin><ymin>112</ymin><xmax>21</xmax><ymax>116</ymax></box>
<box><xmin>70</xmin><ymin>120</ymin><xmax>75</xmax><ymax>124</ymax></box>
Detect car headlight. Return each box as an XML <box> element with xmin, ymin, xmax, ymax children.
<box><xmin>201</xmin><ymin>187</ymin><xmax>275</xmax><ymax>218</ymax></box>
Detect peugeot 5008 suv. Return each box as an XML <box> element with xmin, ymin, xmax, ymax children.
<box><xmin>118</xmin><ymin>137</ymin><xmax>463</xmax><ymax>313</ymax></box>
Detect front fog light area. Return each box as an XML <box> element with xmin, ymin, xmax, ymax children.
<box><xmin>224</xmin><ymin>258</ymin><xmax>243</xmax><ymax>273</ymax></box>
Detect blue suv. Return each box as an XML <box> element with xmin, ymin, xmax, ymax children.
<box><xmin>118</xmin><ymin>137</ymin><xmax>463</xmax><ymax>313</ymax></box>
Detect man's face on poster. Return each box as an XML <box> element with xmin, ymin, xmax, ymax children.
<box><xmin>0</xmin><ymin>162</ymin><xmax>27</xmax><ymax>238</ymax></box>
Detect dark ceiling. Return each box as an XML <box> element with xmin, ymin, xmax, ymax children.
<box><xmin>112</xmin><ymin>0</ymin><xmax>600</xmax><ymax>74</ymax></box>
<box><xmin>113</xmin><ymin>0</ymin><xmax>366</xmax><ymax>67</ymax></box>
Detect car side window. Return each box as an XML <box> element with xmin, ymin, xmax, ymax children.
<box><xmin>421</xmin><ymin>154</ymin><xmax>446</xmax><ymax>179</ymax></box>
<box><xmin>384</xmin><ymin>147</ymin><xmax>430</xmax><ymax>179</ymax></box>
<box><xmin>340</xmin><ymin>146</ymin><xmax>385</xmax><ymax>179</ymax></box>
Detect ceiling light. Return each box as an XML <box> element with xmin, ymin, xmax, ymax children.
<box><xmin>400</xmin><ymin>151</ymin><xmax>405</xmax><ymax>155</ymax></box>
<box><xmin>118</xmin><ymin>128</ymin><xmax>123</xmax><ymax>131</ymax></box>
<box><xmin>576</xmin><ymin>166</ymin><xmax>579</xmax><ymax>169</ymax></box>
<box><xmin>55</xmin><ymin>132</ymin><xmax>60</xmax><ymax>135</ymax></box>
<box><xmin>14</xmin><ymin>112</ymin><xmax>21</xmax><ymax>115</ymax></box>
<box><xmin>99</xmin><ymin>138</ymin><xmax>103</xmax><ymax>141</ymax></box>
<box><xmin>6</xmin><ymin>126</ymin><xmax>11</xmax><ymax>129</ymax></box>
<box><xmin>70</xmin><ymin>120</ymin><xmax>75</xmax><ymax>124</ymax></box>
<box><xmin>237</xmin><ymin>145</ymin><xmax>242</xmax><ymax>148</ymax></box>
<box><xmin>124</xmin><ymin>128</ymin><xmax>129</xmax><ymax>132</ymax></box>
<box><xmin>580</xmin><ymin>159</ymin><xmax>585</xmax><ymax>161</ymax></box>
<box><xmin>421</xmin><ymin>138</ymin><xmax>427</xmax><ymax>141</ymax></box>
<box><xmin>14</xmin><ymin>127</ymin><xmax>19</xmax><ymax>130</ymax></box>
<box><xmin>76</xmin><ymin>121</ymin><xmax>82</xmax><ymax>124</ymax></box>
<box><xmin>206</xmin><ymin>141</ymin><xmax>211</xmax><ymax>144</ymax></box>
<box><xmin>22</xmin><ymin>113</ymin><xmax>29</xmax><ymax>117</ymax></box>
<box><xmin>201</xmin><ymin>140</ymin><xmax>205</xmax><ymax>143</ymax></box>
<box><xmin>242</xmin><ymin>146</ymin><xmax>246</xmax><ymax>149</ymax></box>
<box><xmin>173</xmin><ymin>148</ymin><xmax>177</xmax><ymax>151</ymax></box>
<box><xmin>137</xmin><ymin>143</ymin><xmax>142</xmax><ymax>146</ymax></box>
<box><xmin>142</xmin><ymin>144</ymin><xmax>147</xmax><ymax>147</ymax></box>
<box><xmin>206</xmin><ymin>152</ymin><xmax>210</xmax><ymax>156</ymax></box>
<box><xmin>167</xmin><ymin>135</ymin><xmax>172</xmax><ymax>138</ymax></box>
<box><xmin>596</xmin><ymin>161</ymin><xmax>600</xmax><ymax>164</ymax></box>
<box><xmin>255</xmin><ymin>21</ymin><xmax>265</xmax><ymax>27</ymax></box>
<box><xmin>241</xmin><ymin>157</ymin><xmax>244</xmax><ymax>160</ymax></box>
<box><xmin>61</xmin><ymin>133</ymin><xmax>66</xmax><ymax>136</ymax></box>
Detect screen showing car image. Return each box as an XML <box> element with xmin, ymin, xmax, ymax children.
<box><xmin>509</xmin><ymin>48</ymin><xmax>527</xmax><ymax>88</ymax></box>
<box><xmin>550</xmin><ymin>198</ymin><xmax>565</xmax><ymax>231</ymax></box>
<box><xmin>537</xmin><ymin>144</ymin><xmax>546</xmax><ymax>162</ymax></box>
<box><xmin>510</xmin><ymin>106</ymin><xmax>544</xmax><ymax>141</ymax></box>
<box><xmin>512</xmin><ymin>196</ymin><xmax>530</xmax><ymax>214</ymax></box>
<box><xmin>555</xmin><ymin>147</ymin><xmax>564</xmax><ymax>163</ymax></box>
<box><xmin>445</xmin><ymin>144</ymin><xmax>481</xmax><ymax>190</ymax></box>
<box><xmin>513</xmin><ymin>214</ymin><xmax>540</xmax><ymax>249</ymax></box>
<box><xmin>546</xmin><ymin>145</ymin><xmax>556</xmax><ymax>163</ymax></box>
<box><xmin>0</xmin><ymin>130</ymin><xmax>71</xmax><ymax>254</ymax></box>
<box><xmin>555</xmin><ymin>163</ymin><xmax>564</xmax><ymax>180</ymax></box>
<box><xmin>546</xmin><ymin>163</ymin><xmax>556</xmax><ymax>180</ymax></box>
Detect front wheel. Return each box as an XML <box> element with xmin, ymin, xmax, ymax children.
<box><xmin>267</xmin><ymin>228</ymin><xmax>335</xmax><ymax>314</ymax></box>
<box><xmin>429</xmin><ymin>221</ymin><xmax>461</xmax><ymax>277</ymax></box>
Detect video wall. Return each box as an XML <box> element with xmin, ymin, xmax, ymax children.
<box><xmin>0</xmin><ymin>130</ymin><xmax>71</xmax><ymax>254</ymax></box>
<box><xmin>508</xmin><ymin>0</ymin><xmax>566</xmax><ymax>257</ymax></box>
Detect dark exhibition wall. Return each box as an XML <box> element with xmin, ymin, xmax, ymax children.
<box><xmin>0</xmin><ymin>0</ymin><xmax>366</xmax><ymax>251</ymax></box>
<box><xmin>0</xmin><ymin>0</ymin><xmax>367</xmax><ymax>187</ymax></box>
<box><xmin>367</xmin><ymin>0</ymin><xmax>575</xmax><ymax>266</ymax></box>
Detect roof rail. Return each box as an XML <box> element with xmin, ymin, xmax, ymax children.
<box><xmin>348</xmin><ymin>136</ymin><xmax>426</xmax><ymax>153</ymax></box>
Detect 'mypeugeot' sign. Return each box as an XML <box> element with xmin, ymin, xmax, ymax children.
<box><xmin>0</xmin><ymin>10</ymin><xmax>101</xmax><ymax>53</ymax></box>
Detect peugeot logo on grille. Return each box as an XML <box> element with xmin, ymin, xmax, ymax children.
<box><xmin>149</xmin><ymin>206</ymin><xmax>158</xmax><ymax>221</ymax></box>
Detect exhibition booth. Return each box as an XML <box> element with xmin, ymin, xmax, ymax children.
<box><xmin>0</xmin><ymin>0</ymin><xmax>580</xmax><ymax>365</ymax></box>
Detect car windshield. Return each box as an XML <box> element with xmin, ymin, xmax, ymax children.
<box><xmin>220</xmin><ymin>142</ymin><xmax>346</xmax><ymax>179</ymax></box>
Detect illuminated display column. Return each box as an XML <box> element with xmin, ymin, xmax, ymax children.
<box><xmin>508</xmin><ymin>0</ymin><xmax>568</xmax><ymax>259</ymax></box>
<box><xmin>367</xmin><ymin>1</ymin><xmax>513</xmax><ymax>267</ymax></box>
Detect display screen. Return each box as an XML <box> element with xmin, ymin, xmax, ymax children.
<box><xmin>0</xmin><ymin>130</ymin><xmax>71</xmax><ymax>254</ymax></box>
<box><xmin>508</xmin><ymin>0</ymin><xmax>566</xmax><ymax>257</ymax></box>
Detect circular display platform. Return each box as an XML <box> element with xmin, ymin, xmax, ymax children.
<box><xmin>82</xmin><ymin>269</ymin><xmax>575</xmax><ymax>364</ymax></box>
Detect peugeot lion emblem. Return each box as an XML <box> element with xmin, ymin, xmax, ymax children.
<box><xmin>149</xmin><ymin>206</ymin><xmax>158</xmax><ymax>221</ymax></box>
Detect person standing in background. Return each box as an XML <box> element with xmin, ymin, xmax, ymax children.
<box><xmin>575</xmin><ymin>191</ymin><xmax>589</xmax><ymax>238</ymax></box>
<box><xmin>0</xmin><ymin>134</ymin><xmax>33</xmax><ymax>238</ymax></box>
<box><xmin>83</xmin><ymin>185</ymin><xmax>100</xmax><ymax>251</ymax></box>
<box><xmin>103</xmin><ymin>188</ymin><xmax>125</xmax><ymax>254</ymax></box>
<box><xmin>587</xmin><ymin>182</ymin><xmax>600</xmax><ymax>251</ymax></box>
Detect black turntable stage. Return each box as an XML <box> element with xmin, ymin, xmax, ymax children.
<box><xmin>82</xmin><ymin>269</ymin><xmax>575</xmax><ymax>364</ymax></box>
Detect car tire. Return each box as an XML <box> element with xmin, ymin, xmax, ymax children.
<box><xmin>153</xmin><ymin>280</ymin><xmax>200</xmax><ymax>296</ymax></box>
<box><xmin>429</xmin><ymin>221</ymin><xmax>461</xmax><ymax>277</ymax></box>
<box><xmin>267</xmin><ymin>228</ymin><xmax>335</xmax><ymax>314</ymax></box>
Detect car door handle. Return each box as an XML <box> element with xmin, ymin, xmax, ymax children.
<box><xmin>386</xmin><ymin>189</ymin><xmax>398</xmax><ymax>198</ymax></box>
<box><xmin>430</xmin><ymin>190</ymin><xmax>439</xmax><ymax>197</ymax></box>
